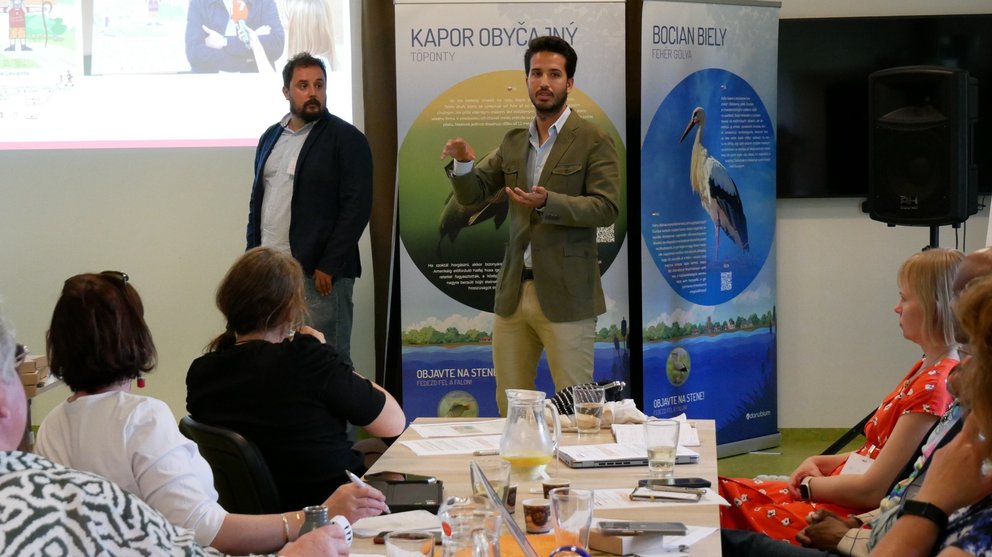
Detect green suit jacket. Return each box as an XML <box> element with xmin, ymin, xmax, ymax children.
<box><xmin>449</xmin><ymin>111</ymin><xmax>620</xmax><ymax>322</ymax></box>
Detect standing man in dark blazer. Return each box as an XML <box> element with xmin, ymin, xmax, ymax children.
<box><xmin>247</xmin><ymin>52</ymin><xmax>372</xmax><ymax>367</ymax></box>
<box><xmin>441</xmin><ymin>36</ymin><xmax>620</xmax><ymax>415</ymax></box>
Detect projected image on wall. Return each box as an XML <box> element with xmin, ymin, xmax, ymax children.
<box><xmin>0</xmin><ymin>0</ymin><xmax>352</xmax><ymax>149</ymax></box>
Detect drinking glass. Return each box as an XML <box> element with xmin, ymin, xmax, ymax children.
<box><xmin>470</xmin><ymin>458</ymin><xmax>511</xmax><ymax>503</ymax></box>
<box><xmin>549</xmin><ymin>487</ymin><xmax>593</xmax><ymax>550</ymax></box>
<box><xmin>644</xmin><ymin>419</ymin><xmax>680</xmax><ymax>478</ymax></box>
<box><xmin>572</xmin><ymin>386</ymin><xmax>606</xmax><ymax>434</ymax></box>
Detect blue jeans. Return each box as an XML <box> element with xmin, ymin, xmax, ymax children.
<box><xmin>304</xmin><ymin>275</ymin><xmax>355</xmax><ymax>368</ymax></box>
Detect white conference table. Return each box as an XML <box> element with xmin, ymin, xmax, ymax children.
<box><xmin>357</xmin><ymin>417</ymin><xmax>722</xmax><ymax>556</ymax></box>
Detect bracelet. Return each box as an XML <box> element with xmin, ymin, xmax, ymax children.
<box><xmin>280</xmin><ymin>513</ymin><xmax>291</xmax><ymax>543</ymax></box>
<box><xmin>898</xmin><ymin>499</ymin><xmax>949</xmax><ymax>532</ymax></box>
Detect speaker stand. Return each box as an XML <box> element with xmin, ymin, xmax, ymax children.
<box><xmin>929</xmin><ymin>226</ymin><xmax>939</xmax><ymax>249</ymax></box>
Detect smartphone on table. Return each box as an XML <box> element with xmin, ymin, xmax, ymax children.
<box><xmin>596</xmin><ymin>521</ymin><xmax>688</xmax><ymax>536</ymax></box>
<box><xmin>638</xmin><ymin>477</ymin><xmax>711</xmax><ymax>489</ymax></box>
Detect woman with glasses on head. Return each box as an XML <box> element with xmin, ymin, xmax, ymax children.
<box><xmin>186</xmin><ymin>246</ymin><xmax>406</xmax><ymax>511</ymax></box>
<box><xmin>35</xmin><ymin>271</ymin><xmax>385</xmax><ymax>555</ymax></box>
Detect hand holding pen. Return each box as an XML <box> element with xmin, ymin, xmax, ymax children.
<box><xmin>346</xmin><ymin>470</ymin><xmax>391</xmax><ymax>514</ymax></box>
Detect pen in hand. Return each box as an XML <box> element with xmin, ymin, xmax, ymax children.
<box><xmin>346</xmin><ymin>470</ymin><xmax>391</xmax><ymax>514</ymax></box>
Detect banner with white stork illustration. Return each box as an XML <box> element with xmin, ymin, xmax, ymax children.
<box><xmin>640</xmin><ymin>0</ymin><xmax>780</xmax><ymax>455</ymax></box>
<box><xmin>394</xmin><ymin>0</ymin><xmax>629</xmax><ymax>419</ymax></box>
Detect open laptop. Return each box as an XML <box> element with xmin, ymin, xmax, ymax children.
<box><xmin>557</xmin><ymin>443</ymin><xmax>699</xmax><ymax>469</ymax></box>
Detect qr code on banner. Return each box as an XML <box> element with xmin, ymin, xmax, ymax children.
<box><xmin>721</xmin><ymin>272</ymin><xmax>732</xmax><ymax>291</ymax></box>
<box><xmin>597</xmin><ymin>225</ymin><xmax>615</xmax><ymax>244</ymax></box>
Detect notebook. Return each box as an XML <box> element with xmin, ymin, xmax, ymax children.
<box><xmin>557</xmin><ymin>443</ymin><xmax>699</xmax><ymax>469</ymax></box>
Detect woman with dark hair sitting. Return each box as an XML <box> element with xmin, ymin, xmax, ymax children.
<box><xmin>186</xmin><ymin>247</ymin><xmax>406</xmax><ymax>511</ymax></box>
<box><xmin>35</xmin><ymin>271</ymin><xmax>387</xmax><ymax>555</ymax></box>
<box><xmin>0</xmin><ymin>311</ymin><xmax>348</xmax><ymax>557</ymax></box>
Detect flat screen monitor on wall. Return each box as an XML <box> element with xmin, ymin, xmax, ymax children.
<box><xmin>0</xmin><ymin>0</ymin><xmax>353</xmax><ymax>150</ymax></box>
<box><xmin>777</xmin><ymin>14</ymin><xmax>991</xmax><ymax>199</ymax></box>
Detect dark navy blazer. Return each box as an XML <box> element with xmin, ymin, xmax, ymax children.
<box><xmin>247</xmin><ymin>110</ymin><xmax>372</xmax><ymax>279</ymax></box>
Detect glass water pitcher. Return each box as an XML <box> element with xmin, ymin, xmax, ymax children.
<box><xmin>500</xmin><ymin>389</ymin><xmax>561</xmax><ymax>480</ymax></box>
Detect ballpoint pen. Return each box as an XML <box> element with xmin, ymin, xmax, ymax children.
<box><xmin>346</xmin><ymin>470</ymin><xmax>391</xmax><ymax>514</ymax></box>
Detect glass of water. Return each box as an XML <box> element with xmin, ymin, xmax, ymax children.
<box><xmin>572</xmin><ymin>385</ymin><xmax>606</xmax><ymax>435</ymax></box>
<box><xmin>470</xmin><ymin>458</ymin><xmax>511</xmax><ymax>504</ymax></box>
<box><xmin>643</xmin><ymin>418</ymin><xmax>680</xmax><ymax>477</ymax></box>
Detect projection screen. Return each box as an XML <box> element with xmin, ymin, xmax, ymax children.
<box><xmin>0</xmin><ymin>0</ymin><xmax>353</xmax><ymax>149</ymax></box>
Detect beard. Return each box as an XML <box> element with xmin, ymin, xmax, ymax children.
<box><xmin>530</xmin><ymin>88</ymin><xmax>567</xmax><ymax>118</ymax></box>
<box><xmin>291</xmin><ymin>98</ymin><xmax>323</xmax><ymax>123</ymax></box>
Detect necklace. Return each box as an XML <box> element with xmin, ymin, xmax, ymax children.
<box><xmin>922</xmin><ymin>345</ymin><xmax>959</xmax><ymax>370</ymax></box>
<box><xmin>900</xmin><ymin>345</ymin><xmax>958</xmax><ymax>395</ymax></box>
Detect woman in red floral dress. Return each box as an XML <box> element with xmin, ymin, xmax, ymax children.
<box><xmin>719</xmin><ymin>248</ymin><xmax>964</xmax><ymax>543</ymax></box>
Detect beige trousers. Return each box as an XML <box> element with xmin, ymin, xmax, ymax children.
<box><xmin>492</xmin><ymin>280</ymin><xmax>596</xmax><ymax>415</ymax></box>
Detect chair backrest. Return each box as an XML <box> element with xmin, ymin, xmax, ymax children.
<box><xmin>179</xmin><ymin>415</ymin><xmax>282</xmax><ymax>514</ymax></box>
<box><xmin>819</xmin><ymin>409</ymin><xmax>874</xmax><ymax>455</ymax></box>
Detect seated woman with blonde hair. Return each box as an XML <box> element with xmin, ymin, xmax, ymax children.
<box><xmin>719</xmin><ymin>247</ymin><xmax>964</xmax><ymax>543</ymax></box>
<box><xmin>870</xmin><ymin>273</ymin><xmax>992</xmax><ymax>555</ymax></box>
<box><xmin>35</xmin><ymin>270</ymin><xmax>387</xmax><ymax>555</ymax></box>
<box><xmin>187</xmin><ymin>247</ymin><xmax>406</xmax><ymax>511</ymax></box>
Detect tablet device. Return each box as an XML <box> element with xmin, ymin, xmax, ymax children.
<box><xmin>366</xmin><ymin>479</ymin><xmax>444</xmax><ymax>514</ymax></box>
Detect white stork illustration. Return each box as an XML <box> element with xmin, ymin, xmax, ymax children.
<box><xmin>679</xmin><ymin>106</ymin><xmax>749</xmax><ymax>258</ymax></box>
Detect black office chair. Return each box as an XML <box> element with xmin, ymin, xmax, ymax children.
<box><xmin>179</xmin><ymin>415</ymin><xmax>282</xmax><ymax>514</ymax></box>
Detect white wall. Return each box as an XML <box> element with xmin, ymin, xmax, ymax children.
<box><xmin>774</xmin><ymin>0</ymin><xmax>992</xmax><ymax>427</ymax></box>
<box><xmin>2</xmin><ymin>0</ymin><xmax>989</xmax><ymax>430</ymax></box>
<box><xmin>0</xmin><ymin>147</ymin><xmax>376</xmax><ymax>426</ymax></box>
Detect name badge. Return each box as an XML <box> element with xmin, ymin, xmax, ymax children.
<box><xmin>840</xmin><ymin>453</ymin><xmax>874</xmax><ymax>475</ymax></box>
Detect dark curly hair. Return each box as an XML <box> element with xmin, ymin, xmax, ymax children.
<box><xmin>524</xmin><ymin>35</ymin><xmax>577</xmax><ymax>78</ymax></box>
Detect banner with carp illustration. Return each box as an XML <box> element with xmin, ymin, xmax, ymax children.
<box><xmin>395</xmin><ymin>0</ymin><xmax>628</xmax><ymax>418</ymax></box>
<box><xmin>640</xmin><ymin>0</ymin><xmax>780</xmax><ymax>452</ymax></box>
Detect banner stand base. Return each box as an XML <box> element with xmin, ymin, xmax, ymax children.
<box><xmin>716</xmin><ymin>431</ymin><xmax>782</xmax><ymax>459</ymax></box>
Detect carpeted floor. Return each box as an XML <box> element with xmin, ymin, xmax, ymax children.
<box><xmin>716</xmin><ymin>428</ymin><xmax>864</xmax><ymax>479</ymax></box>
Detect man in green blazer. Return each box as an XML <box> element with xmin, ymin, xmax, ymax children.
<box><xmin>441</xmin><ymin>36</ymin><xmax>620</xmax><ymax>415</ymax></box>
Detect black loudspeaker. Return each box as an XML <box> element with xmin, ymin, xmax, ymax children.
<box><xmin>868</xmin><ymin>66</ymin><xmax>978</xmax><ymax>226</ymax></box>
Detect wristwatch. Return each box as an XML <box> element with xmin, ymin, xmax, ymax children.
<box><xmin>898</xmin><ymin>499</ymin><xmax>949</xmax><ymax>531</ymax></box>
<box><xmin>799</xmin><ymin>476</ymin><xmax>813</xmax><ymax>501</ymax></box>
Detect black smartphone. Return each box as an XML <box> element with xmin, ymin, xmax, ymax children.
<box><xmin>597</xmin><ymin>521</ymin><xmax>688</xmax><ymax>536</ymax></box>
<box><xmin>639</xmin><ymin>477</ymin><xmax>711</xmax><ymax>489</ymax></box>
<box><xmin>364</xmin><ymin>471</ymin><xmax>437</xmax><ymax>483</ymax></box>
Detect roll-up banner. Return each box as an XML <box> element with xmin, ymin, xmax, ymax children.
<box><xmin>640</xmin><ymin>0</ymin><xmax>781</xmax><ymax>455</ymax></box>
<box><xmin>395</xmin><ymin>0</ymin><xmax>628</xmax><ymax>418</ymax></box>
